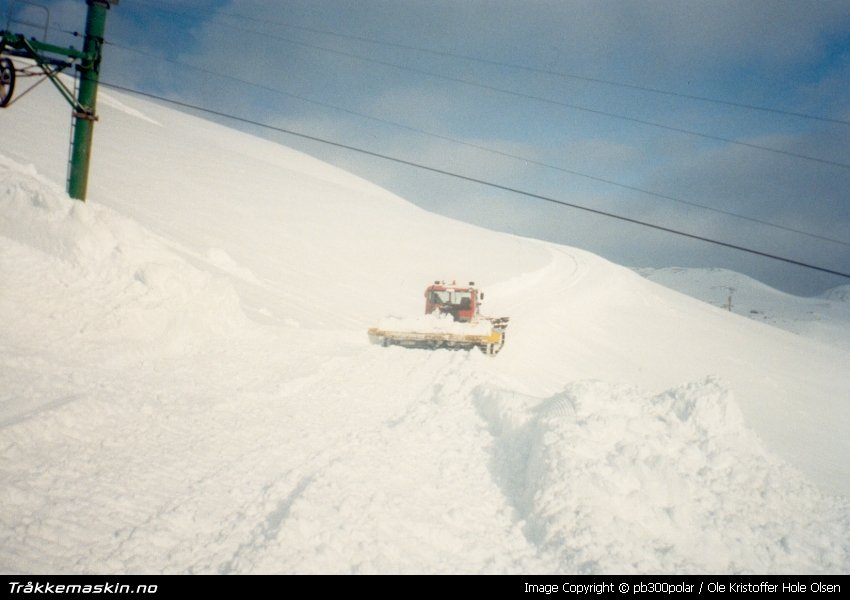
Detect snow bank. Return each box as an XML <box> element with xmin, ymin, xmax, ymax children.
<box><xmin>0</xmin><ymin>156</ymin><xmax>247</xmax><ymax>357</ymax></box>
<box><xmin>475</xmin><ymin>377</ymin><xmax>850</xmax><ymax>574</ymax></box>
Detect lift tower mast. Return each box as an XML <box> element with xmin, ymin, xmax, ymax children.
<box><xmin>1</xmin><ymin>0</ymin><xmax>119</xmax><ymax>201</ymax></box>
<box><xmin>67</xmin><ymin>0</ymin><xmax>115</xmax><ymax>200</ymax></box>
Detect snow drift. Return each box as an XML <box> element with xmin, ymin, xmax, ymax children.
<box><xmin>477</xmin><ymin>379</ymin><xmax>849</xmax><ymax>573</ymax></box>
<box><xmin>1</xmin><ymin>78</ymin><xmax>849</xmax><ymax>574</ymax></box>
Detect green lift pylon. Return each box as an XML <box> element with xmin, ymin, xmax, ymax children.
<box><xmin>1</xmin><ymin>0</ymin><xmax>118</xmax><ymax>201</ymax></box>
<box><xmin>67</xmin><ymin>0</ymin><xmax>111</xmax><ymax>201</ymax></box>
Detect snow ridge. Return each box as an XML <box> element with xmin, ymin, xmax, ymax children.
<box><xmin>475</xmin><ymin>378</ymin><xmax>850</xmax><ymax>574</ymax></box>
<box><xmin>0</xmin><ymin>157</ymin><xmax>247</xmax><ymax>357</ymax></box>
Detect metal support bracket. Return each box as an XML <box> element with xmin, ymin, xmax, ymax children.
<box><xmin>0</xmin><ymin>0</ymin><xmax>118</xmax><ymax>201</ymax></box>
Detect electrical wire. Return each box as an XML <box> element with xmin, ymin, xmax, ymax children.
<box><xmin>104</xmin><ymin>42</ymin><xmax>850</xmax><ymax>250</ymax></box>
<box><xmin>92</xmin><ymin>79</ymin><xmax>850</xmax><ymax>281</ymax></box>
<box><xmin>119</xmin><ymin>2</ymin><xmax>850</xmax><ymax>171</ymax></box>
<box><xmin>8</xmin><ymin>2</ymin><xmax>845</xmax><ymax>271</ymax></box>
<box><xmin>130</xmin><ymin>0</ymin><xmax>850</xmax><ymax>127</ymax></box>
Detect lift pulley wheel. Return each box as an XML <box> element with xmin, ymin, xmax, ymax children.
<box><xmin>0</xmin><ymin>58</ymin><xmax>15</xmax><ymax>107</ymax></box>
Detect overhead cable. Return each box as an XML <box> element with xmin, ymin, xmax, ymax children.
<box><xmin>105</xmin><ymin>42</ymin><xmax>850</xmax><ymax>249</ymax></box>
<box><xmin>120</xmin><ymin>2</ymin><xmax>850</xmax><ymax>170</ymax></box>
<box><xmin>92</xmin><ymin>80</ymin><xmax>850</xmax><ymax>281</ymax></box>
<box><xmin>130</xmin><ymin>0</ymin><xmax>850</xmax><ymax>127</ymax></box>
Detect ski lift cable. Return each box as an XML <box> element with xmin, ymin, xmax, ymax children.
<box><xmin>128</xmin><ymin>0</ymin><xmax>850</xmax><ymax>127</ymax></box>
<box><xmin>91</xmin><ymin>80</ymin><xmax>850</xmax><ymax>281</ymax></box>
<box><xmin>100</xmin><ymin>43</ymin><xmax>850</xmax><ymax>250</ymax></box>
<box><xmin>112</xmin><ymin>3</ymin><xmax>850</xmax><ymax>170</ymax></box>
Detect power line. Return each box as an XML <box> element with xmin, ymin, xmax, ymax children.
<box><xmin>297</xmin><ymin>33</ymin><xmax>850</xmax><ymax>129</ymax></box>
<box><xmin>120</xmin><ymin>2</ymin><xmax>850</xmax><ymax>171</ymax></box>
<box><xmin>105</xmin><ymin>42</ymin><xmax>850</xmax><ymax>250</ymax></box>
<box><xmin>131</xmin><ymin>0</ymin><xmax>850</xmax><ymax>127</ymax></box>
<box><xmin>272</xmin><ymin>37</ymin><xmax>850</xmax><ymax>171</ymax></box>
<box><xmin>93</xmin><ymin>80</ymin><xmax>850</xmax><ymax>281</ymax></box>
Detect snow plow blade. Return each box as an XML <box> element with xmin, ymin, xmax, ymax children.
<box><xmin>368</xmin><ymin>320</ymin><xmax>508</xmax><ymax>356</ymax></box>
<box><xmin>369</xmin><ymin>281</ymin><xmax>509</xmax><ymax>355</ymax></box>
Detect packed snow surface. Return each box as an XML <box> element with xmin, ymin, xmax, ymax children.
<box><xmin>1</xmin><ymin>79</ymin><xmax>849</xmax><ymax>574</ymax></box>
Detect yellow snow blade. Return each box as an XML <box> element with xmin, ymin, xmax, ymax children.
<box><xmin>367</xmin><ymin>326</ymin><xmax>506</xmax><ymax>355</ymax></box>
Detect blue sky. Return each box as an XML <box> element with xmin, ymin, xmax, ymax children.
<box><xmin>4</xmin><ymin>0</ymin><xmax>850</xmax><ymax>294</ymax></box>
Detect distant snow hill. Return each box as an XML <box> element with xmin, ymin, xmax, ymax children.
<box><xmin>638</xmin><ymin>267</ymin><xmax>850</xmax><ymax>353</ymax></box>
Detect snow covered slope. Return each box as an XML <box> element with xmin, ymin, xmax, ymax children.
<box><xmin>638</xmin><ymin>267</ymin><xmax>850</xmax><ymax>353</ymax></box>
<box><xmin>1</xmin><ymin>79</ymin><xmax>849</xmax><ymax>574</ymax></box>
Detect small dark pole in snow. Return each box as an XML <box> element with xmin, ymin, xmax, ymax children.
<box><xmin>713</xmin><ymin>286</ymin><xmax>735</xmax><ymax>312</ymax></box>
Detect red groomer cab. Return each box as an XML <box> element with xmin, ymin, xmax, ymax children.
<box><xmin>424</xmin><ymin>281</ymin><xmax>482</xmax><ymax>322</ymax></box>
